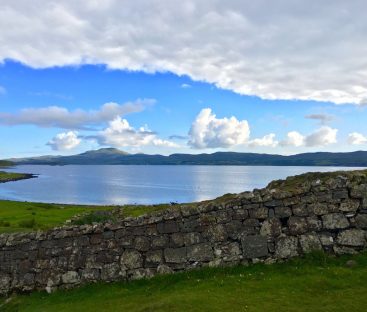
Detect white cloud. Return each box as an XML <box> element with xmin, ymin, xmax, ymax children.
<box><xmin>0</xmin><ymin>99</ymin><xmax>153</xmax><ymax>129</ymax></box>
<box><xmin>348</xmin><ymin>132</ymin><xmax>367</xmax><ymax>145</ymax></box>
<box><xmin>280</xmin><ymin>131</ymin><xmax>305</xmax><ymax>147</ymax></box>
<box><xmin>0</xmin><ymin>86</ymin><xmax>6</xmax><ymax>95</ymax></box>
<box><xmin>305</xmin><ymin>126</ymin><xmax>338</xmax><ymax>147</ymax></box>
<box><xmin>181</xmin><ymin>83</ymin><xmax>191</xmax><ymax>89</ymax></box>
<box><xmin>281</xmin><ymin>127</ymin><xmax>337</xmax><ymax>147</ymax></box>
<box><xmin>97</xmin><ymin>117</ymin><xmax>178</xmax><ymax>148</ymax></box>
<box><xmin>248</xmin><ymin>134</ymin><xmax>278</xmax><ymax>148</ymax></box>
<box><xmin>47</xmin><ymin>131</ymin><xmax>81</xmax><ymax>151</ymax></box>
<box><xmin>188</xmin><ymin>108</ymin><xmax>250</xmax><ymax>148</ymax></box>
<box><xmin>0</xmin><ymin>1</ymin><xmax>366</xmax><ymax>104</ymax></box>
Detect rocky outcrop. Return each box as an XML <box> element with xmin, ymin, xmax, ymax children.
<box><xmin>1</xmin><ymin>169</ymin><xmax>367</xmax><ymax>295</ymax></box>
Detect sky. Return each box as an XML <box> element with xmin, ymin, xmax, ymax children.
<box><xmin>1</xmin><ymin>0</ymin><xmax>367</xmax><ymax>158</ymax></box>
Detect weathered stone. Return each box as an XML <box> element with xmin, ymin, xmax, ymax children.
<box><xmin>291</xmin><ymin>204</ymin><xmax>309</xmax><ymax>217</ymax></box>
<box><xmin>264</xmin><ymin>200</ymin><xmax>283</xmax><ymax>208</ymax></box>
<box><xmin>134</xmin><ymin>236</ymin><xmax>150</xmax><ymax>251</ymax></box>
<box><xmin>157</xmin><ymin>264</ymin><xmax>174</xmax><ymax>274</ymax></box>
<box><xmin>81</xmin><ymin>268</ymin><xmax>100</xmax><ymax>281</ymax></box>
<box><xmin>355</xmin><ymin>214</ymin><xmax>367</xmax><ymax>229</ymax></box>
<box><xmin>183</xmin><ymin>232</ymin><xmax>203</xmax><ymax>246</ymax></box>
<box><xmin>101</xmin><ymin>263</ymin><xmax>121</xmax><ymax>281</ymax></box>
<box><xmin>332</xmin><ymin>189</ymin><xmax>349</xmax><ymax>201</ymax></box>
<box><xmin>337</xmin><ymin>229</ymin><xmax>366</xmax><ymax>247</ymax></box>
<box><xmin>242</xmin><ymin>219</ymin><xmax>260</xmax><ymax>235</ymax></box>
<box><xmin>309</xmin><ymin>203</ymin><xmax>329</xmax><ymax>216</ymax></box>
<box><xmin>288</xmin><ymin>217</ymin><xmax>308</xmax><ymax>235</ymax></box>
<box><xmin>275</xmin><ymin>236</ymin><xmax>298</xmax><ymax>258</ymax></box>
<box><xmin>205</xmin><ymin>224</ymin><xmax>227</xmax><ymax>242</ymax></box>
<box><xmin>322</xmin><ymin>213</ymin><xmax>349</xmax><ymax>230</ymax></box>
<box><xmin>164</xmin><ymin>247</ymin><xmax>187</xmax><ymax>263</ymax></box>
<box><xmin>151</xmin><ymin>236</ymin><xmax>168</xmax><ymax>248</ymax></box>
<box><xmin>299</xmin><ymin>234</ymin><xmax>322</xmax><ymax>253</ymax></box>
<box><xmin>187</xmin><ymin>243</ymin><xmax>214</xmax><ymax>262</ymax></box>
<box><xmin>350</xmin><ymin>184</ymin><xmax>367</xmax><ymax>199</ymax></box>
<box><xmin>274</xmin><ymin>206</ymin><xmax>292</xmax><ymax>218</ymax></box>
<box><xmin>61</xmin><ymin>271</ymin><xmax>80</xmax><ymax>284</ymax></box>
<box><xmin>157</xmin><ymin>221</ymin><xmax>179</xmax><ymax>234</ymax></box>
<box><xmin>215</xmin><ymin>242</ymin><xmax>241</xmax><ymax>262</ymax></box>
<box><xmin>260</xmin><ymin>218</ymin><xmax>282</xmax><ymax>237</ymax></box>
<box><xmin>339</xmin><ymin>200</ymin><xmax>360</xmax><ymax>213</ymax></box>
<box><xmin>128</xmin><ymin>268</ymin><xmax>155</xmax><ymax>280</ymax></box>
<box><xmin>318</xmin><ymin>233</ymin><xmax>334</xmax><ymax>246</ymax></box>
<box><xmin>120</xmin><ymin>250</ymin><xmax>143</xmax><ymax>269</ymax></box>
<box><xmin>306</xmin><ymin>216</ymin><xmax>322</xmax><ymax>231</ymax></box>
<box><xmin>241</xmin><ymin>235</ymin><xmax>268</xmax><ymax>258</ymax></box>
<box><xmin>249</xmin><ymin>207</ymin><xmax>268</xmax><ymax>219</ymax></box>
<box><xmin>170</xmin><ymin>233</ymin><xmax>184</xmax><ymax>247</ymax></box>
<box><xmin>145</xmin><ymin>250</ymin><xmax>163</xmax><ymax>265</ymax></box>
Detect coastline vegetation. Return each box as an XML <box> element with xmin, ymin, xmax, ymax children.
<box><xmin>0</xmin><ymin>172</ymin><xmax>35</xmax><ymax>184</ymax></box>
<box><xmin>1</xmin><ymin>251</ymin><xmax>367</xmax><ymax>311</ymax></box>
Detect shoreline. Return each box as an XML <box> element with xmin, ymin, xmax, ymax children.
<box><xmin>0</xmin><ymin>172</ymin><xmax>38</xmax><ymax>184</ymax></box>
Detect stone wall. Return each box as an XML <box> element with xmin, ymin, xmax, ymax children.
<box><xmin>1</xmin><ymin>170</ymin><xmax>367</xmax><ymax>295</ymax></box>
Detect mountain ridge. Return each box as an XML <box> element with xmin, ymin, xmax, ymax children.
<box><xmin>4</xmin><ymin>148</ymin><xmax>367</xmax><ymax>166</ymax></box>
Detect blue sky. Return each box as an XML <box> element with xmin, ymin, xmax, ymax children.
<box><xmin>0</xmin><ymin>1</ymin><xmax>366</xmax><ymax>158</ymax></box>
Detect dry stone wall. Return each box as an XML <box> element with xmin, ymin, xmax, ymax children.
<box><xmin>1</xmin><ymin>170</ymin><xmax>367</xmax><ymax>295</ymax></box>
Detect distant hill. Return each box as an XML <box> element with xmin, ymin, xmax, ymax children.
<box><xmin>0</xmin><ymin>160</ymin><xmax>14</xmax><ymax>167</ymax></box>
<box><xmin>4</xmin><ymin>148</ymin><xmax>367</xmax><ymax>166</ymax></box>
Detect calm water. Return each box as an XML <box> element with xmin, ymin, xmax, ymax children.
<box><xmin>0</xmin><ymin>165</ymin><xmax>364</xmax><ymax>205</ymax></box>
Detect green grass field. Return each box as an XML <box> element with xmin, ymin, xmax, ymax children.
<box><xmin>1</xmin><ymin>251</ymin><xmax>366</xmax><ymax>312</ymax></box>
<box><xmin>0</xmin><ymin>200</ymin><xmax>176</xmax><ymax>233</ymax></box>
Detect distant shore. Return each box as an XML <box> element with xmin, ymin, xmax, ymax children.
<box><xmin>0</xmin><ymin>171</ymin><xmax>38</xmax><ymax>184</ymax></box>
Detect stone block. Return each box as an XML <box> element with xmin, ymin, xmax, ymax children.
<box><xmin>275</xmin><ymin>236</ymin><xmax>298</xmax><ymax>258</ymax></box>
<box><xmin>187</xmin><ymin>243</ymin><xmax>214</xmax><ymax>262</ymax></box>
<box><xmin>322</xmin><ymin>213</ymin><xmax>349</xmax><ymax>230</ymax></box>
<box><xmin>299</xmin><ymin>234</ymin><xmax>322</xmax><ymax>253</ymax></box>
<box><xmin>241</xmin><ymin>235</ymin><xmax>268</xmax><ymax>259</ymax></box>
<box><xmin>337</xmin><ymin>229</ymin><xmax>366</xmax><ymax>247</ymax></box>
<box><xmin>288</xmin><ymin>217</ymin><xmax>308</xmax><ymax>235</ymax></box>
<box><xmin>120</xmin><ymin>250</ymin><xmax>143</xmax><ymax>269</ymax></box>
<box><xmin>164</xmin><ymin>247</ymin><xmax>187</xmax><ymax>263</ymax></box>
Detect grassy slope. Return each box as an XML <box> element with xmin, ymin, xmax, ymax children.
<box><xmin>1</xmin><ymin>252</ymin><xmax>367</xmax><ymax>312</ymax></box>
<box><xmin>0</xmin><ymin>200</ymin><xmax>175</xmax><ymax>233</ymax></box>
<box><xmin>0</xmin><ymin>201</ymin><xmax>115</xmax><ymax>233</ymax></box>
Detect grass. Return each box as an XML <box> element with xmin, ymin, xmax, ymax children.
<box><xmin>0</xmin><ymin>200</ymin><xmax>116</xmax><ymax>233</ymax></box>
<box><xmin>0</xmin><ymin>200</ymin><xmax>179</xmax><ymax>233</ymax></box>
<box><xmin>1</xmin><ymin>251</ymin><xmax>367</xmax><ymax>311</ymax></box>
<box><xmin>0</xmin><ymin>172</ymin><xmax>32</xmax><ymax>183</ymax></box>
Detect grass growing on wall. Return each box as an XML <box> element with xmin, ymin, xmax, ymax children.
<box><xmin>1</xmin><ymin>251</ymin><xmax>367</xmax><ymax>312</ymax></box>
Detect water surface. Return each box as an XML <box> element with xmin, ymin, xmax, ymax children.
<box><xmin>0</xmin><ymin>165</ymin><xmax>363</xmax><ymax>205</ymax></box>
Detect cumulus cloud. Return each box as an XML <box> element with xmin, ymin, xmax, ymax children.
<box><xmin>348</xmin><ymin>132</ymin><xmax>367</xmax><ymax>145</ymax></box>
<box><xmin>305</xmin><ymin>114</ymin><xmax>335</xmax><ymax>125</ymax></box>
<box><xmin>280</xmin><ymin>131</ymin><xmax>305</xmax><ymax>147</ymax></box>
<box><xmin>280</xmin><ymin>127</ymin><xmax>337</xmax><ymax>147</ymax></box>
<box><xmin>248</xmin><ymin>134</ymin><xmax>278</xmax><ymax>148</ymax></box>
<box><xmin>305</xmin><ymin>126</ymin><xmax>338</xmax><ymax>147</ymax></box>
<box><xmin>97</xmin><ymin>117</ymin><xmax>178</xmax><ymax>148</ymax></box>
<box><xmin>0</xmin><ymin>99</ymin><xmax>153</xmax><ymax>129</ymax></box>
<box><xmin>1</xmin><ymin>1</ymin><xmax>367</xmax><ymax>104</ymax></box>
<box><xmin>47</xmin><ymin>131</ymin><xmax>81</xmax><ymax>151</ymax></box>
<box><xmin>188</xmin><ymin>108</ymin><xmax>250</xmax><ymax>149</ymax></box>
